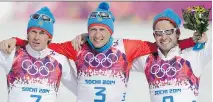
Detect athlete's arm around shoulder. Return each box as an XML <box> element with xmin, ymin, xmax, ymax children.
<box><xmin>123</xmin><ymin>39</ymin><xmax>157</xmax><ymax>63</ymax></box>
<box><xmin>14</xmin><ymin>37</ymin><xmax>78</xmax><ymax>60</ymax></box>
<box><xmin>122</xmin><ymin>38</ymin><xmax>194</xmax><ymax>63</ymax></box>
<box><xmin>48</xmin><ymin>41</ymin><xmax>78</xmax><ymax>60</ymax></box>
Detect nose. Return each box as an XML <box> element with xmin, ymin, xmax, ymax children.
<box><xmin>94</xmin><ymin>30</ymin><xmax>102</xmax><ymax>38</ymax></box>
<box><xmin>34</xmin><ymin>33</ymin><xmax>40</xmax><ymax>40</ymax></box>
<box><xmin>161</xmin><ymin>33</ymin><xmax>168</xmax><ymax>40</ymax></box>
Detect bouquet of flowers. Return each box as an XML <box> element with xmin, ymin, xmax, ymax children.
<box><xmin>182</xmin><ymin>6</ymin><xmax>211</xmax><ymax>50</ymax></box>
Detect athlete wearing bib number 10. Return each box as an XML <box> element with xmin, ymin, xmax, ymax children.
<box><xmin>132</xmin><ymin>8</ymin><xmax>211</xmax><ymax>102</ymax></box>
<box><xmin>1</xmin><ymin>2</ymin><xmax>198</xmax><ymax>102</ymax></box>
<box><xmin>0</xmin><ymin>7</ymin><xmax>77</xmax><ymax>102</ymax></box>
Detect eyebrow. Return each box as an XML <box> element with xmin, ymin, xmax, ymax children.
<box><xmin>99</xmin><ymin>28</ymin><xmax>105</xmax><ymax>30</ymax></box>
<box><xmin>31</xmin><ymin>30</ymin><xmax>38</xmax><ymax>33</ymax></box>
<box><xmin>36</xmin><ymin>30</ymin><xmax>45</xmax><ymax>34</ymax></box>
<box><xmin>90</xmin><ymin>28</ymin><xmax>97</xmax><ymax>30</ymax></box>
<box><xmin>154</xmin><ymin>28</ymin><xmax>175</xmax><ymax>31</ymax></box>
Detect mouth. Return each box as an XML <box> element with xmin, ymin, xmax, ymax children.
<box><xmin>32</xmin><ymin>42</ymin><xmax>40</xmax><ymax>45</ymax></box>
<box><xmin>160</xmin><ymin>41</ymin><xmax>170</xmax><ymax>45</ymax></box>
<box><xmin>93</xmin><ymin>39</ymin><xmax>103</xmax><ymax>43</ymax></box>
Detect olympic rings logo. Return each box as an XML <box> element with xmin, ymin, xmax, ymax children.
<box><xmin>21</xmin><ymin>60</ymin><xmax>55</xmax><ymax>77</ymax></box>
<box><xmin>84</xmin><ymin>52</ymin><xmax>118</xmax><ymax>68</ymax></box>
<box><xmin>150</xmin><ymin>62</ymin><xmax>182</xmax><ymax>78</ymax></box>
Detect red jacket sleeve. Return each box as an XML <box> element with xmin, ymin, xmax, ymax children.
<box><xmin>178</xmin><ymin>37</ymin><xmax>195</xmax><ymax>50</ymax></box>
<box><xmin>123</xmin><ymin>39</ymin><xmax>157</xmax><ymax>63</ymax></box>
<box><xmin>15</xmin><ymin>37</ymin><xmax>28</xmax><ymax>47</ymax></box>
<box><xmin>48</xmin><ymin>42</ymin><xmax>77</xmax><ymax>60</ymax></box>
<box><xmin>15</xmin><ymin>37</ymin><xmax>77</xmax><ymax>60</ymax></box>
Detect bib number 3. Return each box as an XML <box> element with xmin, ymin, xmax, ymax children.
<box><xmin>94</xmin><ymin>87</ymin><xmax>106</xmax><ymax>102</ymax></box>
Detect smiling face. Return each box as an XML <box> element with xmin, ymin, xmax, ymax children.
<box><xmin>88</xmin><ymin>25</ymin><xmax>111</xmax><ymax>48</ymax></box>
<box><xmin>28</xmin><ymin>28</ymin><xmax>51</xmax><ymax>51</ymax></box>
<box><xmin>153</xmin><ymin>20</ymin><xmax>180</xmax><ymax>55</ymax></box>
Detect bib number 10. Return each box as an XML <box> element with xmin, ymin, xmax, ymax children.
<box><xmin>163</xmin><ymin>96</ymin><xmax>174</xmax><ymax>102</ymax></box>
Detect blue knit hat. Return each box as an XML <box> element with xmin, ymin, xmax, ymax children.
<box><xmin>153</xmin><ymin>8</ymin><xmax>181</xmax><ymax>29</ymax></box>
<box><xmin>27</xmin><ymin>6</ymin><xmax>55</xmax><ymax>38</ymax></box>
<box><xmin>88</xmin><ymin>2</ymin><xmax>115</xmax><ymax>34</ymax></box>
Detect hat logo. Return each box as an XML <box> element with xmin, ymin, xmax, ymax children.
<box><xmin>97</xmin><ymin>17</ymin><xmax>102</xmax><ymax>21</ymax></box>
<box><xmin>38</xmin><ymin>20</ymin><xmax>43</xmax><ymax>26</ymax></box>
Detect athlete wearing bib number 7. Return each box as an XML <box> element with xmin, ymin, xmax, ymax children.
<box><xmin>132</xmin><ymin>8</ymin><xmax>211</xmax><ymax>102</ymax></box>
<box><xmin>0</xmin><ymin>7</ymin><xmax>77</xmax><ymax>102</ymax></box>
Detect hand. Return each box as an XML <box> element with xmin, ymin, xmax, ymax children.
<box><xmin>193</xmin><ymin>32</ymin><xmax>208</xmax><ymax>43</ymax></box>
<box><xmin>0</xmin><ymin>38</ymin><xmax>16</xmax><ymax>54</ymax></box>
<box><xmin>71</xmin><ymin>33</ymin><xmax>88</xmax><ymax>51</ymax></box>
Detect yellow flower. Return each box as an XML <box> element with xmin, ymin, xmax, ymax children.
<box><xmin>199</xmin><ymin>6</ymin><xmax>206</xmax><ymax>13</ymax></box>
<box><xmin>194</xmin><ymin>6</ymin><xmax>200</xmax><ymax>12</ymax></box>
<box><xmin>187</xmin><ymin>7</ymin><xmax>192</xmax><ymax>12</ymax></box>
<box><xmin>186</xmin><ymin>6</ymin><xmax>206</xmax><ymax>13</ymax></box>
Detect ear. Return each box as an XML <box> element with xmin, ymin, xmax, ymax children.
<box><xmin>48</xmin><ymin>37</ymin><xmax>52</xmax><ymax>41</ymax></box>
<box><xmin>27</xmin><ymin>34</ymin><xmax>29</xmax><ymax>40</ymax></box>
<box><xmin>47</xmin><ymin>39</ymin><xmax>52</xmax><ymax>44</ymax></box>
<box><xmin>176</xmin><ymin>29</ymin><xmax>180</xmax><ymax>39</ymax></box>
<box><xmin>176</xmin><ymin>33</ymin><xmax>180</xmax><ymax>40</ymax></box>
<box><xmin>153</xmin><ymin>33</ymin><xmax>156</xmax><ymax>38</ymax></box>
<box><xmin>177</xmin><ymin>35</ymin><xmax>180</xmax><ymax>40</ymax></box>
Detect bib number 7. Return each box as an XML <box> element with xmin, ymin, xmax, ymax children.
<box><xmin>30</xmin><ymin>94</ymin><xmax>42</xmax><ymax>102</ymax></box>
<box><xmin>94</xmin><ymin>87</ymin><xmax>106</xmax><ymax>102</ymax></box>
